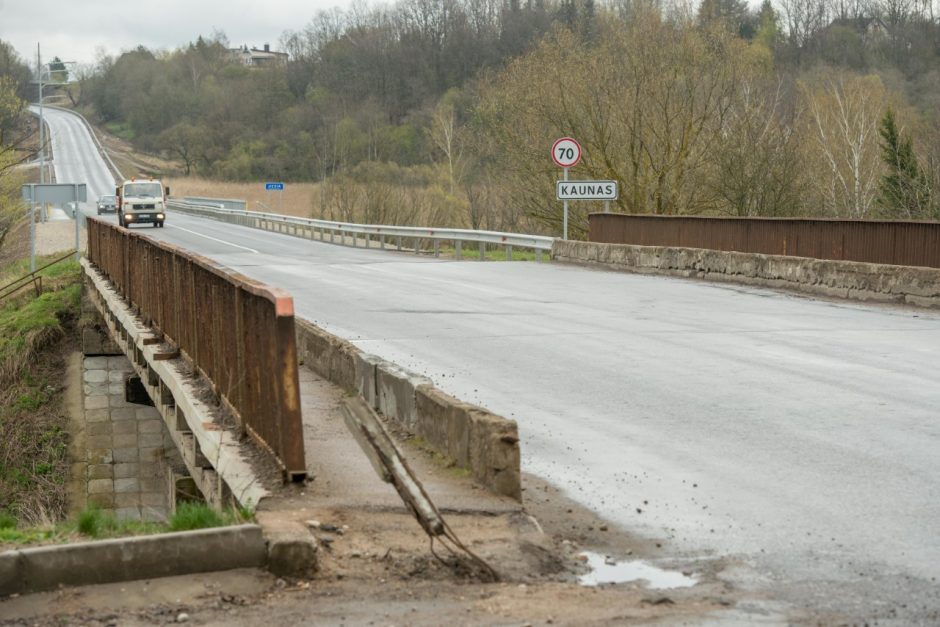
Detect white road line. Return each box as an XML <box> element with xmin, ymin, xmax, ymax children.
<box><xmin>163</xmin><ymin>224</ymin><xmax>260</xmax><ymax>253</ymax></box>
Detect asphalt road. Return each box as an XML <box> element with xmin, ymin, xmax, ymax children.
<box><xmin>31</xmin><ymin>105</ymin><xmax>115</xmax><ymax>206</ymax></box>
<box><xmin>44</xmin><ymin>107</ymin><xmax>940</xmax><ymax>624</ymax></box>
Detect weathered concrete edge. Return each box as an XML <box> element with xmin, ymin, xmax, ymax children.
<box><xmin>295</xmin><ymin>318</ymin><xmax>522</xmax><ymax>501</ymax></box>
<box><xmin>0</xmin><ymin>525</ymin><xmax>266</xmax><ymax>596</ymax></box>
<box><xmin>553</xmin><ymin>240</ymin><xmax>940</xmax><ymax>309</ymax></box>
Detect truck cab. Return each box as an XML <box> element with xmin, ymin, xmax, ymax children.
<box><xmin>116</xmin><ymin>178</ymin><xmax>169</xmax><ymax>228</ymax></box>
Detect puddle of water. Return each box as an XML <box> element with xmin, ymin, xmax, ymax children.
<box><xmin>578</xmin><ymin>552</ymin><xmax>698</xmax><ymax>589</ymax></box>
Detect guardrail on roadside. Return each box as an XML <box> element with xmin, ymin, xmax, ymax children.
<box><xmin>85</xmin><ymin>216</ymin><xmax>306</xmax><ymax>481</ymax></box>
<box><xmin>167</xmin><ymin>200</ymin><xmax>555</xmax><ymax>261</ymax></box>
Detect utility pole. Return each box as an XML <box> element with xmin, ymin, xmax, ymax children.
<box><xmin>36</xmin><ymin>44</ymin><xmax>47</xmax><ymax>224</ymax></box>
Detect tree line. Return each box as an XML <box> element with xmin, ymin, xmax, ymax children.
<box><xmin>0</xmin><ymin>41</ymin><xmax>36</xmax><ymax>248</ymax></box>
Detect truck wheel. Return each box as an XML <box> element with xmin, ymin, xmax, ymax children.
<box><xmin>158</xmin><ymin>221</ymin><xmax>165</xmax><ymax>228</ymax></box>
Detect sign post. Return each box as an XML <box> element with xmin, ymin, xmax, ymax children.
<box><xmin>265</xmin><ymin>182</ymin><xmax>285</xmax><ymax>214</ymax></box>
<box><xmin>551</xmin><ymin>138</ymin><xmax>581</xmax><ymax>240</ymax></box>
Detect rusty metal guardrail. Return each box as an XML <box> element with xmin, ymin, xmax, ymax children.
<box><xmin>589</xmin><ymin>213</ymin><xmax>940</xmax><ymax>269</ymax></box>
<box><xmin>85</xmin><ymin>216</ymin><xmax>306</xmax><ymax>481</ymax></box>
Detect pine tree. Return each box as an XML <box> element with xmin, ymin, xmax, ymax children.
<box><xmin>878</xmin><ymin>108</ymin><xmax>931</xmax><ymax>218</ymax></box>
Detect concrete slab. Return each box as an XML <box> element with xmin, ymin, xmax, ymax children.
<box><xmin>261</xmin><ymin>366</ymin><xmax>520</xmax><ymax>515</ymax></box>
<box><xmin>0</xmin><ymin>525</ymin><xmax>267</xmax><ymax>595</ymax></box>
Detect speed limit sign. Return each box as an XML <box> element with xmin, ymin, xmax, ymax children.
<box><xmin>552</xmin><ymin>137</ymin><xmax>582</xmax><ymax>168</ymax></box>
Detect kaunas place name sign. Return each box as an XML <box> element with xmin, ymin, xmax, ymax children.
<box><xmin>556</xmin><ymin>180</ymin><xmax>618</xmax><ymax>201</ymax></box>
<box><xmin>551</xmin><ymin>136</ymin><xmax>619</xmax><ymax>239</ymax></box>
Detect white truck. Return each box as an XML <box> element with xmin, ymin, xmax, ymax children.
<box><xmin>116</xmin><ymin>178</ymin><xmax>169</xmax><ymax>228</ymax></box>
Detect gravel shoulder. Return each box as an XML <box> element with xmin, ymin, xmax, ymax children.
<box><xmin>33</xmin><ymin>219</ymin><xmax>85</xmax><ymax>256</ymax></box>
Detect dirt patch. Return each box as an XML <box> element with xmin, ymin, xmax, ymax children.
<box><xmin>93</xmin><ymin>127</ymin><xmax>176</xmax><ymax>182</ymax></box>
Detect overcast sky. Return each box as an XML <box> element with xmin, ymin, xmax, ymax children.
<box><xmin>0</xmin><ymin>0</ymin><xmax>343</xmax><ymax>68</ymax></box>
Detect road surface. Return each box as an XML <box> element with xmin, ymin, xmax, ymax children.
<box><xmin>44</xmin><ymin>107</ymin><xmax>940</xmax><ymax>624</ymax></box>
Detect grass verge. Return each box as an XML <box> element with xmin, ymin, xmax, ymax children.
<box><xmin>0</xmin><ymin>254</ymin><xmax>81</xmax><ymax>528</ymax></box>
<box><xmin>0</xmin><ymin>503</ymin><xmax>252</xmax><ymax>549</ymax></box>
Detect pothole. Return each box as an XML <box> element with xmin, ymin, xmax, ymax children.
<box><xmin>578</xmin><ymin>552</ymin><xmax>698</xmax><ymax>589</ymax></box>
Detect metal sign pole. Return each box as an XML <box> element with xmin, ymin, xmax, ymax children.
<box><xmin>563</xmin><ymin>167</ymin><xmax>569</xmax><ymax>240</ymax></box>
<box><xmin>29</xmin><ymin>187</ymin><xmax>36</xmax><ymax>271</ymax></box>
<box><xmin>37</xmin><ymin>44</ymin><xmax>46</xmax><ymax>224</ymax></box>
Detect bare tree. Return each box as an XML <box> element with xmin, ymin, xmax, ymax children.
<box><xmin>801</xmin><ymin>72</ymin><xmax>889</xmax><ymax>217</ymax></box>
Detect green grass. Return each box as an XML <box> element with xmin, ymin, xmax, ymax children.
<box><xmin>0</xmin><ymin>256</ymin><xmax>80</xmax><ymax>373</ymax></box>
<box><xmin>169</xmin><ymin>502</ymin><xmax>229</xmax><ymax>531</ymax></box>
<box><xmin>0</xmin><ymin>255</ymin><xmax>80</xmax><ymax>527</ymax></box>
<box><xmin>0</xmin><ymin>282</ymin><xmax>80</xmax><ymax>367</ymax></box>
<box><xmin>104</xmin><ymin>121</ymin><xmax>136</xmax><ymax>141</ymax></box>
<box><xmin>76</xmin><ymin>506</ymin><xmax>162</xmax><ymax>539</ymax></box>
<box><xmin>0</xmin><ymin>255</ymin><xmax>79</xmax><ymax>289</ymax></box>
<box><xmin>0</xmin><ymin>503</ymin><xmax>250</xmax><ymax>549</ymax></box>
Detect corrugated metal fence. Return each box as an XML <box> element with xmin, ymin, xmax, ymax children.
<box><xmin>589</xmin><ymin>214</ymin><xmax>940</xmax><ymax>269</ymax></box>
<box><xmin>86</xmin><ymin>217</ymin><xmax>306</xmax><ymax>481</ymax></box>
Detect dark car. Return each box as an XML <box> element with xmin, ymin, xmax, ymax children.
<box><xmin>96</xmin><ymin>195</ymin><xmax>118</xmax><ymax>215</ymax></box>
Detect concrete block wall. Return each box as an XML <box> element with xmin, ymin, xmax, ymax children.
<box><xmin>553</xmin><ymin>240</ymin><xmax>940</xmax><ymax>309</ymax></box>
<box><xmin>296</xmin><ymin>319</ymin><xmax>522</xmax><ymax>500</ymax></box>
<box><xmin>78</xmin><ymin>355</ymin><xmax>180</xmax><ymax>521</ymax></box>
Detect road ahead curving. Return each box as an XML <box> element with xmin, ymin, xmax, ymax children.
<box><xmin>44</xmin><ymin>107</ymin><xmax>940</xmax><ymax>623</ymax></box>
<box><xmin>30</xmin><ymin>105</ymin><xmax>115</xmax><ymax>207</ymax></box>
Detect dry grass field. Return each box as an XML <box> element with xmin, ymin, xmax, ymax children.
<box><xmin>163</xmin><ymin>178</ymin><xmax>320</xmax><ymax>218</ymax></box>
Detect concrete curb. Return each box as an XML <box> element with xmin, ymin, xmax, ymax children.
<box><xmin>553</xmin><ymin>240</ymin><xmax>940</xmax><ymax>309</ymax></box>
<box><xmin>296</xmin><ymin>319</ymin><xmax>522</xmax><ymax>501</ymax></box>
<box><xmin>0</xmin><ymin>525</ymin><xmax>266</xmax><ymax>596</ymax></box>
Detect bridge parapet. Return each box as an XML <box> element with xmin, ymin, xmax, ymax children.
<box><xmin>85</xmin><ymin>217</ymin><xmax>306</xmax><ymax>481</ymax></box>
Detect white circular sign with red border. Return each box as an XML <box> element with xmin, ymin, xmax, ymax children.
<box><xmin>552</xmin><ymin>137</ymin><xmax>582</xmax><ymax>168</ymax></box>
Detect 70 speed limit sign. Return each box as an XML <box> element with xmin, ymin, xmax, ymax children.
<box><xmin>551</xmin><ymin>137</ymin><xmax>582</xmax><ymax>168</ymax></box>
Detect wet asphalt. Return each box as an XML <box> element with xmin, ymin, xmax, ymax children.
<box><xmin>49</xmin><ymin>107</ymin><xmax>940</xmax><ymax>625</ymax></box>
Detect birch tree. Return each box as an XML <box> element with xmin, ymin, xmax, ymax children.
<box><xmin>801</xmin><ymin>73</ymin><xmax>889</xmax><ymax>218</ymax></box>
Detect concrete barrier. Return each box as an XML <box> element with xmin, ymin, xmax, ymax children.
<box><xmin>0</xmin><ymin>525</ymin><xmax>267</xmax><ymax>595</ymax></box>
<box><xmin>295</xmin><ymin>318</ymin><xmax>522</xmax><ymax>500</ymax></box>
<box><xmin>553</xmin><ymin>240</ymin><xmax>940</xmax><ymax>309</ymax></box>
<box><xmin>376</xmin><ymin>362</ymin><xmax>432</xmax><ymax>429</ymax></box>
<box><xmin>295</xmin><ymin>319</ymin><xmax>357</xmax><ymax>390</ymax></box>
<box><xmin>415</xmin><ymin>386</ymin><xmax>521</xmax><ymax>500</ymax></box>
<box><xmin>354</xmin><ymin>352</ymin><xmax>383</xmax><ymax>407</ymax></box>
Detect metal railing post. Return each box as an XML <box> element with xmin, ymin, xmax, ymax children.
<box><xmin>455</xmin><ymin>241</ymin><xmax>462</xmax><ymax>260</ymax></box>
<box><xmin>479</xmin><ymin>241</ymin><xmax>485</xmax><ymax>261</ymax></box>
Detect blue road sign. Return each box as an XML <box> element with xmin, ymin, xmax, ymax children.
<box><xmin>265</xmin><ymin>182</ymin><xmax>285</xmax><ymax>191</ymax></box>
